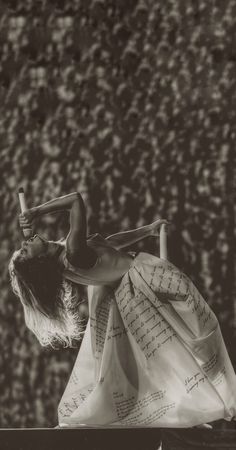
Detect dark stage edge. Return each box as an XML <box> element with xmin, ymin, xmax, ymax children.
<box><xmin>0</xmin><ymin>428</ymin><xmax>236</xmax><ymax>450</ymax></box>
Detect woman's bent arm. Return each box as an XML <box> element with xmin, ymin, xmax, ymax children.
<box><xmin>105</xmin><ymin>219</ymin><xmax>169</xmax><ymax>249</ymax></box>
<box><xmin>34</xmin><ymin>192</ymin><xmax>80</xmax><ymax>217</ymax></box>
<box><xmin>66</xmin><ymin>195</ymin><xmax>97</xmax><ymax>269</ymax></box>
<box><xmin>106</xmin><ymin>225</ymin><xmax>151</xmax><ymax>249</ymax></box>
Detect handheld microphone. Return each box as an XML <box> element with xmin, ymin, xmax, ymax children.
<box><xmin>160</xmin><ymin>223</ymin><xmax>168</xmax><ymax>260</ymax></box>
<box><xmin>18</xmin><ymin>187</ymin><xmax>33</xmax><ymax>238</ymax></box>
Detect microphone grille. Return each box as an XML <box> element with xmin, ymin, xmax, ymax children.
<box><xmin>18</xmin><ymin>187</ymin><xmax>24</xmax><ymax>193</ymax></box>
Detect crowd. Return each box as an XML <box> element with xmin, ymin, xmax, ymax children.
<box><xmin>0</xmin><ymin>0</ymin><xmax>235</xmax><ymax>428</ymax></box>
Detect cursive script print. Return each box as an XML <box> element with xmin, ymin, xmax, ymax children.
<box><xmin>115</xmin><ymin>280</ymin><xmax>178</xmax><ymax>359</ymax></box>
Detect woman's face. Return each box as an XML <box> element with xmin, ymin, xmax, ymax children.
<box><xmin>20</xmin><ymin>234</ymin><xmax>48</xmax><ymax>259</ymax></box>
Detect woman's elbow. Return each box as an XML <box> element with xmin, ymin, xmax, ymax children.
<box><xmin>71</xmin><ymin>192</ymin><xmax>83</xmax><ymax>206</ymax></box>
<box><xmin>73</xmin><ymin>192</ymin><xmax>81</xmax><ymax>200</ymax></box>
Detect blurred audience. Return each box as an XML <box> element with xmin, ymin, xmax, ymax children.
<box><xmin>0</xmin><ymin>0</ymin><xmax>235</xmax><ymax>428</ymax></box>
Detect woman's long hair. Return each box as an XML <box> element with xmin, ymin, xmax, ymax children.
<box><xmin>8</xmin><ymin>242</ymin><xmax>86</xmax><ymax>348</ymax></box>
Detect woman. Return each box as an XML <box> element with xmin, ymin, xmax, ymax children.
<box><xmin>9</xmin><ymin>192</ymin><xmax>236</xmax><ymax>428</ymax></box>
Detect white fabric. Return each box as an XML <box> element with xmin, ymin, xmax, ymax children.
<box><xmin>58</xmin><ymin>253</ymin><xmax>236</xmax><ymax>427</ymax></box>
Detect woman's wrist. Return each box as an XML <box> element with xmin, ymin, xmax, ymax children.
<box><xmin>147</xmin><ymin>223</ymin><xmax>155</xmax><ymax>236</ymax></box>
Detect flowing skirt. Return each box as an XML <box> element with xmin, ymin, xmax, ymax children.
<box><xmin>58</xmin><ymin>253</ymin><xmax>236</xmax><ymax>427</ymax></box>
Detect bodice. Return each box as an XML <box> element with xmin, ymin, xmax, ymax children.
<box><xmin>62</xmin><ymin>233</ymin><xmax>133</xmax><ymax>286</ymax></box>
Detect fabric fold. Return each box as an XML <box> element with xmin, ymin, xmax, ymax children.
<box><xmin>58</xmin><ymin>252</ymin><xmax>236</xmax><ymax>427</ymax></box>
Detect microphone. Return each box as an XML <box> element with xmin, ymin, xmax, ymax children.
<box><xmin>160</xmin><ymin>223</ymin><xmax>168</xmax><ymax>260</ymax></box>
<box><xmin>18</xmin><ymin>187</ymin><xmax>33</xmax><ymax>238</ymax></box>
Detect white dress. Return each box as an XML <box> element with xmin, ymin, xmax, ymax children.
<box><xmin>58</xmin><ymin>234</ymin><xmax>236</xmax><ymax>427</ymax></box>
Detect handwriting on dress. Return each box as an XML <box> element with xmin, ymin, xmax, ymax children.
<box><xmin>58</xmin><ymin>385</ymin><xmax>94</xmax><ymax>417</ymax></box>
<box><xmin>112</xmin><ymin>390</ymin><xmax>176</xmax><ymax>425</ymax></box>
<box><xmin>184</xmin><ymin>372</ymin><xmax>207</xmax><ymax>394</ymax></box>
<box><xmin>116</xmin><ymin>278</ymin><xmax>178</xmax><ymax>359</ymax></box>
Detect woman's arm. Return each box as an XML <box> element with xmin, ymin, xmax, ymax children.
<box><xmin>19</xmin><ymin>193</ymin><xmax>80</xmax><ymax>228</ymax></box>
<box><xmin>33</xmin><ymin>192</ymin><xmax>80</xmax><ymax>217</ymax></box>
<box><xmin>19</xmin><ymin>193</ymin><xmax>97</xmax><ymax>269</ymax></box>
<box><xmin>106</xmin><ymin>225</ymin><xmax>151</xmax><ymax>249</ymax></box>
<box><xmin>105</xmin><ymin>219</ymin><xmax>169</xmax><ymax>249</ymax></box>
<box><xmin>65</xmin><ymin>195</ymin><xmax>97</xmax><ymax>269</ymax></box>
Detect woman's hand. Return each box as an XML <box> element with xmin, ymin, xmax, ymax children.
<box><xmin>149</xmin><ymin>219</ymin><xmax>170</xmax><ymax>237</ymax></box>
<box><xmin>19</xmin><ymin>207</ymin><xmax>38</xmax><ymax>229</ymax></box>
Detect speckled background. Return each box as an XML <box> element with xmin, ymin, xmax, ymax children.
<box><xmin>0</xmin><ymin>0</ymin><xmax>235</xmax><ymax>428</ymax></box>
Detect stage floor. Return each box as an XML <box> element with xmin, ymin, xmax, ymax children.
<box><xmin>0</xmin><ymin>427</ymin><xmax>236</xmax><ymax>450</ymax></box>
